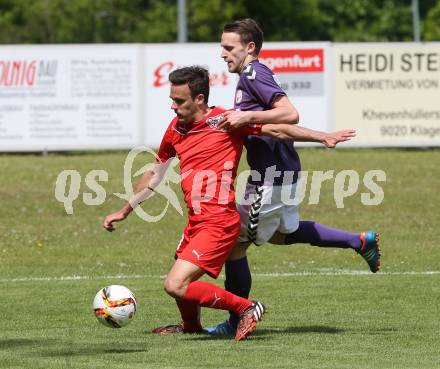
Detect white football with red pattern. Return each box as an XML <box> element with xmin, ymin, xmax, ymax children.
<box><xmin>92</xmin><ymin>285</ymin><xmax>137</xmax><ymax>328</ymax></box>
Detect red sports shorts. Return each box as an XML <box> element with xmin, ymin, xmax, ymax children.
<box><xmin>175</xmin><ymin>214</ymin><xmax>240</xmax><ymax>278</ymax></box>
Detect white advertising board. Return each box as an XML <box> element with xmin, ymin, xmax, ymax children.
<box><xmin>333</xmin><ymin>43</ymin><xmax>440</xmax><ymax>147</ymax></box>
<box><xmin>4</xmin><ymin>42</ymin><xmax>439</xmax><ymax>151</ymax></box>
<box><xmin>0</xmin><ymin>44</ymin><xmax>142</xmax><ymax>151</ymax></box>
<box><xmin>143</xmin><ymin>42</ymin><xmax>331</xmax><ymax>148</ymax></box>
<box><xmin>259</xmin><ymin>42</ymin><xmax>331</xmax><ymax>133</ymax></box>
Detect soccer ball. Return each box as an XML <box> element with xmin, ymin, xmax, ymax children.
<box><xmin>92</xmin><ymin>285</ymin><xmax>137</xmax><ymax>328</ymax></box>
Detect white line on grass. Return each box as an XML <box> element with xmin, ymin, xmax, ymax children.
<box><xmin>1</xmin><ymin>270</ymin><xmax>439</xmax><ymax>283</ymax></box>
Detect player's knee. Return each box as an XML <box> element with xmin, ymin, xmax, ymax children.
<box><xmin>163</xmin><ymin>276</ymin><xmax>187</xmax><ymax>299</ymax></box>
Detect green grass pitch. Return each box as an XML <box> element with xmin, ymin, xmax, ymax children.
<box><xmin>1</xmin><ymin>148</ymin><xmax>439</xmax><ymax>369</ymax></box>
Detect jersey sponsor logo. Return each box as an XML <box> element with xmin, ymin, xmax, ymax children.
<box><xmin>235</xmin><ymin>89</ymin><xmax>243</xmax><ymax>104</ymax></box>
<box><xmin>244</xmin><ymin>64</ymin><xmax>256</xmax><ymax>80</ymax></box>
<box><xmin>259</xmin><ymin>49</ymin><xmax>324</xmax><ymax>73</ymax></box>
<box><xmin>209</xmin><ymin>293</ymin><xmax>222</xmax><ymax>308</ymax></box>
<box><xmin>192</xmin><ymin>249</ymin><xmax>204</xmax><ymax>261</ymax></box>
<box><xmin>206</xmin><ymin>113</ymin><xmax>224</xmax><ymax>129</ymax></box>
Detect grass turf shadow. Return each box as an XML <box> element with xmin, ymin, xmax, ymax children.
<box><xmin>0</xmin><ymin>338</ymin><xmax>59</xmax><ymax>349</ymax></box>
<box><xmin>184</xmin><ymin>325</ymin><xmax>345</xmax><ymax>341</ymax></box>
<box><xmin>35</xmin><ymin>343</ymin><xmax>148</xmax><ymax>357</ymax></box>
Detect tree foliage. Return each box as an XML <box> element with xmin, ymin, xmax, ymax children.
<box><xmin>423</xmin><ymin>0</ymin><xmax>440</xmax><ymax>40</ymax></box>
<box><xmin>0</xmin><ymin>0</ymin><xmax>439</xmax><ymax>43</ymax></box>
<box><xmin>188</xmin><ymin>0</ymin><xmax>246</xmax><ymax>41</ymax></box>
<box><xmin>316</xmin><ymin>0</ymin><xmax>414</xmax><ymax>41</ymax></box>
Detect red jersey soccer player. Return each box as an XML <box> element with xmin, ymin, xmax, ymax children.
<box><xmin>103</xmin><ymin>66</ymin><xmax>354</xmax><ymax>341</ymax></box>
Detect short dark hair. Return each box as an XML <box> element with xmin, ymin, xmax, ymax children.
<box><xmin>168</xmin><ymin>66</ymin><xmax>210</xmax><ymax>103</ymax></box>
<box><xmin>223</xmin><ymin>18</ymin><xmax>264</xmax><ymax>54</ymax></box>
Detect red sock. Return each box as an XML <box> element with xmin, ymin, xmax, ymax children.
<box><xmin>175</xmin><ymin>299</ymin><xmax>202</xmax><ymax>332</ymax></box>
<box><xmin>183</xmin><ymin>281</ymin><xmax>252</xmax><ymax>315</ymax></box>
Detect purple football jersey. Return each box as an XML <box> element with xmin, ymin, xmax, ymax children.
<box><xmin>235</xmin><ymin>60</ymin><xmax>300</xmax><ymax>186</ymax></box>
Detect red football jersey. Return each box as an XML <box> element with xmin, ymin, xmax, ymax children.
<box><xmin>157</xmin><ymin>107</ymin><xmax>261</xmax><ymax>221</ymax></box>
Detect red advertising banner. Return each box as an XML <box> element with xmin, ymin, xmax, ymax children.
<box><xmin>259</xmin><ymin>49</ymin><xmax>324</xmax><ymax>73</ymax></box>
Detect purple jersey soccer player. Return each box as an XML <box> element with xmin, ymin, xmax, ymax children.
<box><xmin>205</xmin><ymin>18</ymin><xmax>382</xmax><ymax>336</ymax></box>
<box><xmin>238</xmin><ymin>61</ymin><xmax>301</xmax><ymax>186</ymax></box>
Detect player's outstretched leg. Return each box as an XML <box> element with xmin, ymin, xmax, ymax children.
<box><xmin>235</xmin><ymin>301</ymin><xmax>267</xmax><ymax>341</ymax></box>
<box><xmin>284</xmin><ymin>221</ymin><xmax>360</xmax><ymax>248</ymax></box>
<box><xmin>356</xmin><ymin>231</ymin><xmax>381</xmax><ymax>273</ymax></box>
<box><xmin>284</xmin><ymin>222</ymin><xmax>382</xmax><ymax>273</ymax></box>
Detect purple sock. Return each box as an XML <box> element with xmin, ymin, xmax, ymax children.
<box><xmin>285</xmin><ymin>221</ymin><xmax>361</xmax><ymax>249</ymax></box>
<box><xmin>224</xmin><ymin>256</ymin><xmax>252</xmax><ymax>328</ymax></box>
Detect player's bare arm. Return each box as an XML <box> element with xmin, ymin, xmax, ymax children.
<box><xmin>218</xmin><ymin>95</ymin><xmax>299</xmax><ymax>130</ymax></box>
<box><xmin>102</xmin><ymin>168</ymin><xmax>159</xmax><ymax>232</ymax></box>
<box><xmin>261</xmin><ymin>124</ymin><xmax>356</xmax><ymax>148</ymax></box>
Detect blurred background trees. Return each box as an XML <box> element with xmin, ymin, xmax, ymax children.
<box><xmin>0</xmin><ymin>0</ymin><xmax>438</xmax><ymax>43</ymax></box>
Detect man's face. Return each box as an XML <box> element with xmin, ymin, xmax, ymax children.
<box><xmin>170</xmin><ymin>83</ymin><xmax>200</xmax><ymax>124</ymax></box>
<box><xmin>220</xmin><ymin>32</ymin><xmax>253</xmax><ymax>73</ymax></box>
